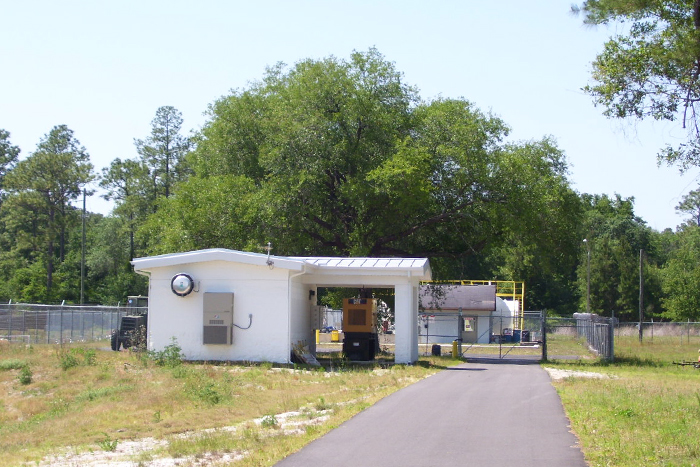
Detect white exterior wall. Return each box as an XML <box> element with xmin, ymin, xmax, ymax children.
<box><xmin>289</xmin><ymin>274</ymin><xmax>316</xmax><ymax>355</ymax></box>
<box><xmin>394</xmin><ymin>282</ymin><xmax>419</xmax><ymax>364</ymax></box>
<box><xmin>146</xmin><ymin>260</ymin><xmax>291</xmax><ymax>363</ymax></box>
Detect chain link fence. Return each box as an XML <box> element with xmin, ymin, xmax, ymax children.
<box><xmin>0</xmin><ymin>303</ymin><xmax>147</xmax><ymax>344</ymax></box>
<box><xmin>541</xmin><ymin>314</ymin><xmax>614</xmax><ymax>361</ymax></box>
<box><xmin>614</xmin><ymin>320</ymin><xmax>700</xmax><ymax>345</ymax></box>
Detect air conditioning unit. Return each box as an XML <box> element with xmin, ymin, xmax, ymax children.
<box><xmin>203</xmin><ymin>292</ymin><xmax>234</xmax><ymax>345</ymax></box>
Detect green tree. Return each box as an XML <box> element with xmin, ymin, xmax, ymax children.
<box><xmin>138</xmin><ymin>174</ymin><xmax>261</xmax><ymax>255</ymax></box>
<box><xmin>178</xmin><ymin>48</ymin><xmax>420</xmax><ymax>255</ymax></box>
<box><xmin>135</xmin><ymin>106</ymin><xmax>190</xmax><ymax>204</ymax></box>
<box><xmin>100</xmin><ymin>157</ymin><xmax>151</xmax><ymax>259</ymax></box>
<box><xmin>477</xmin><ymin>138</ymin><xmax>585</xmax><ymax>313</ymax></box>
<box><xmin>84</xmin><ymin>215</ymin><xmax>147</xmax><ymax>304</ymax></box>
<box><xmin>660</xmin><ymin>224</ymin><xmax>700</xmax><ymax>320</ymax></box>
<box><xmin>577</xmin><ymin>194</ymin><xmax>661</xmax><ymax>320</ymax></box>
<box><xmin>574</xmin><ymin>1</ymin><xmax>700</xmax><ymax>169</ymax></box>
<box><xmin>675</xmin><ymin>186</ymin><xmax>700</xmax><ymax>225</ymax></box>
<box><xmin>0</xmin><ymin>129</ymin><xmax>20</xmax><ymax>202</ymax></box>
<box><xmin>146</xmin><ymin>48</ymin><xmax>586</xmax><ymax>317</ymax></box>
<box><xmin>1</xmin><ymin>125</ymin><xmax>94</xmax><ymax>297</ymax></box>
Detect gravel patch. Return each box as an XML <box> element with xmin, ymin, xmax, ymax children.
<box><xmin>544</xmin><ymin>367</ymin><xmax>615</xmax><ymax>381</ymax></box>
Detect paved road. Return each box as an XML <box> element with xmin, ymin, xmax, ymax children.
<box><xmin>275</xmin><ymin>359</ymin><xmax>587</xmax><ymax>467</ymax></box>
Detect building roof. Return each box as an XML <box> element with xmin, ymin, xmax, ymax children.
<box><xmin>294</xmin><ymin>256</ymin><xmax>428</xmax><ymax>270</ymax></box>
<box><xmin>132</xmin><ymin>248</ymin><xmax>431</xmax><ymax>279</ymax></box>
<box><xmin>419</xmin><ymin>284</ymin><xmax>496</xmax><ymax>312</ymax></box>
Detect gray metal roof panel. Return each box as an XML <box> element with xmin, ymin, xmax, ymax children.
<box><xmin>132</xmin><ymin>249</ymin><xmax>431</xmax><ymax>279</ymax></box>
<box><xmin>419</xmin><ymin>284</ymin><xmax>496</xmax><ymax>311</ymax></box>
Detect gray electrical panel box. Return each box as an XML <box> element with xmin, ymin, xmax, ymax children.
<box><xmin>203</xmin><ymin>292</ymin><xmax>234</xmax><ymax>345</ymax></box>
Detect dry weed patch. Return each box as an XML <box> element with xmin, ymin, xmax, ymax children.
<box><xmin>0</xmin><ymin>341</ymin><xmax>452</xmax><ymax>466</ymax></box>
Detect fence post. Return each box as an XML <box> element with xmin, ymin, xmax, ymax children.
<box><xmin>608</xmin><ymin>318</ymin><xmax>615</xmax><ymax>361</ymax></box>
<box><xmin>541</xmin><ymin>309</ymin><xmax>547</xmax><ymax>362</ymax></box>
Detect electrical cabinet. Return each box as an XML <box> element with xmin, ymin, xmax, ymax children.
<box><xmin>311</xmin><ymin>305</ymin><xmax>325</xmax><ymax>330</ymax></box>
<box><xmin>203</xmin><ymin>292</ymin><xmax>234</xmax><ymax>345</ymax></box>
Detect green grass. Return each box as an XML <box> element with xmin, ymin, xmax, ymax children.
<box><xmin>0</xmin><ymin>358</ymin><xmax>28</xmax><ymax>370</ymax></box>
<box><xmin>548</xmin><ymin>336</ymin><xmax>700</xmax><ymax>467</ymax></box>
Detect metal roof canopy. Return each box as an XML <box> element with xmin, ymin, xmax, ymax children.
<box><xmin>132</xmin><ymin>249</ymin><xmax>431</xmax><ymax>280</ymax></box>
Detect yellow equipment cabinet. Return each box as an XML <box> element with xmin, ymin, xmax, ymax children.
<box><xmin>342</xmin><ymin>298</ymin><xmax>379</xmax><ymax>361</ymax></box>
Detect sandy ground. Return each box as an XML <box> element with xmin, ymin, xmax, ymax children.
<box><xmin>544</xmin><ymin>367</ymin><xmax>614</xmax><ymax>381</ymax></box>
<box><xmin>34</xmin><ymin>410</ymin><xmax>330</xmax><ymax>467</ymax></box>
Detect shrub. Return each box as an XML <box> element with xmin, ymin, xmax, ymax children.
<box><xmin>97</xmin><ymin>433</ymin><xmax>118</xmax><ymax>452</ymax></box>
<box><xmin>150</xmin><ymin>338</ymin><xmax>184</xmax><ymax>368</ymax></box>
<box><xmin>260</xmin><ymin>414</ymin><xmax>278</xmax><ymax>428</ymax></box>
<box><xmin>58</xmin><ymin>351</ymin><xmax>80</xmax><ymax>371</ymax></box>
<box><xmin>56</xmin><ymin>347</ymin><xmax>97</xmax><ymax>371</ymax></box>
<box><xmin>18</xmin><ymin>366</ymin><xmax>32</xmax><ymax>385</ymax></box>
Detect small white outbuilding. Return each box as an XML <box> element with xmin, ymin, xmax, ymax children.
<box><xmin>131</xmin><ymin>248</ymin><xmax>431</xmax><ymax>364</ymax></box>
<box><xmin>419</xmin><ymin>284</ymin><xmax>515</xmax><ymax>344</ymax></box>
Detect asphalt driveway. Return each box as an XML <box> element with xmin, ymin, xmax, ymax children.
<box><xmin>275</xmin><ymin>359</ymin><xmax>587</xmax><ymax>467</ymax></box>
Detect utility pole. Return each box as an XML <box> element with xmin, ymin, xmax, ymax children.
<box><xmin>638</xmin><ymin>249</ymin><xmax>644</xmax><ymax>343</ymax></box>
<box><xmin>80</xmin><ymin>188</ymin><xmax>86</xmax><ymax>305</ymax></box>
<box><xmin>583</xmin><ymin>239</ymin><xmax>590</xmax><ymax>313</ymax></box>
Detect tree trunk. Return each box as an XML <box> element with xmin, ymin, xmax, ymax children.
<box><xmin>46</xmin><ymin>207</ymin><xmax>55</xmax><ymax>294</ymax></box>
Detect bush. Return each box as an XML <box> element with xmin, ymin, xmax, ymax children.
<box><xmin>58</xmin><ymin>351</ymin><xmax>80</xmax><ymax>371</ymax></box>
<box><xmin>57</xmin><ymin>347</ymin><xmax>97</xmax><ymax>371</ymax></box>
<box><xmin>260</xmin><ymin>414</ymin><xmax>278</xmax><ymax>428</ymax></box>
<box><xmin>150</xmin><ymin>338</ymin><xmax>184</xmax><ymax>368</ymax></box>
<box><xmin>18</xmin><ymin>366</ymin><xmax>32</xmax><ymax>385</ymax></box>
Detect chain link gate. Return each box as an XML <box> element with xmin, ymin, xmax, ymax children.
<box><xmin>418</xmin><ymin>310</ymin><xmax>548</xmax><ymax>360</ymax></box>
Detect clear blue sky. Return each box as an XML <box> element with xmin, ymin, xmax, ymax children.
<box><xmin>2</xmin><ymin>0</ymin><xmax>698</xmax><ymax>230</ymax></box>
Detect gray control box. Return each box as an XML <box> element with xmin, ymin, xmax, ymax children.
<box><xmin>203</xmin><ymin>292</ymin><xmax>234</xmax><ymax>345</ymax></box>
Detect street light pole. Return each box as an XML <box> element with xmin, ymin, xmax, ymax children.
<box><xmin>583</xmin><ymin>239</ymin><xmax>590</xmax><ymax>313</ymax></box>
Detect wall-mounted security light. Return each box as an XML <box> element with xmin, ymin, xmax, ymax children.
<box><xmin>171</xmin><ymin>273</ymin><xmax>195</xmax><ymax>297</ymax></box>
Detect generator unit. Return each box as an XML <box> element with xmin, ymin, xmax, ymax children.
<box><xmin>342</xmin><ymin>298</ymin><xmax>379</xmax><ymax>361</ymax></box>
<box><xmin>111</xmin><ymin>296</ymin><xmax>148</xmax><ymax>351</ymax></box>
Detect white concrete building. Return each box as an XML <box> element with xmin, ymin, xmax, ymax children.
<box><xmin>419</xmin><ymin>284</ymin><xmax>515</xmax><ymax>344</ymax></box>
<box><xmin>131</xmin><ymin>248</ymin><xmax>431</xmax><ymax>364</ymax></box>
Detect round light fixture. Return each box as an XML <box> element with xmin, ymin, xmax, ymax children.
<box><xmin>171</xmin><ymin>273</ymin><xmax>195</xmax><ymax>296</ymax></box>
